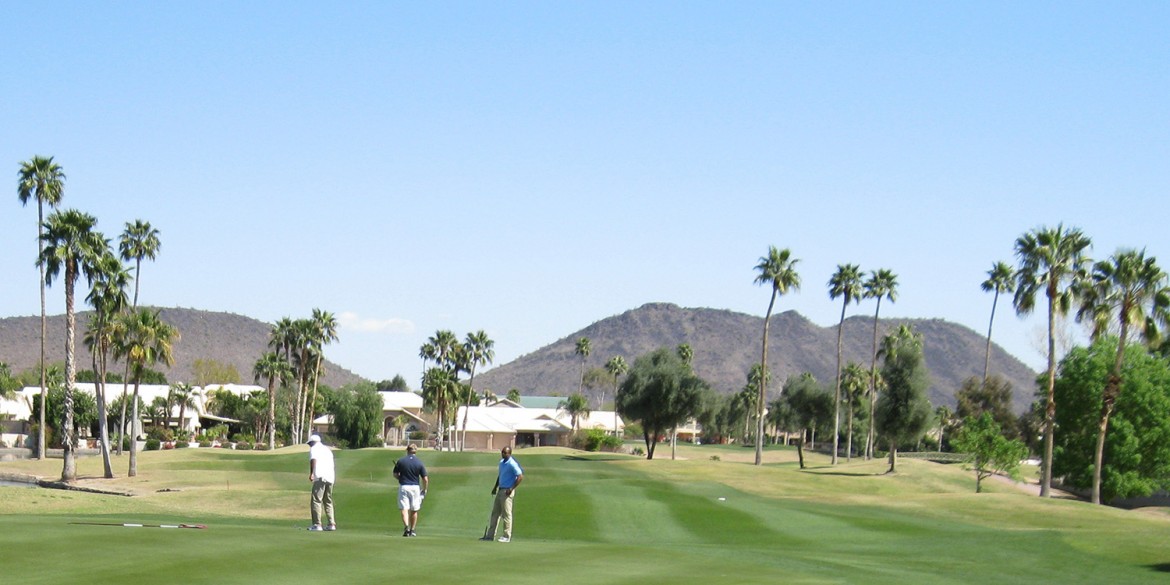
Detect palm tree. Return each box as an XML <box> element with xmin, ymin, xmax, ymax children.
<box><xmin>981</xmin><ymin>262</ymin><xmax>1016</xmax><ymax>389</ymax></box>
<box><xmin>253</xmin><ymin>352</ymin><xmax>292</xmax><ymax>450</ymax></box>
<box><xmin>18</xmin><ymin>155</ymin><xmax>65</xmax><ymax>460</ymax></box>
<box><xmin>118</xmin><ymin>220</ymin><xmax>161</xmax><ymax>308</ymax></box>
<box><xmin>828</xmin><ymin>263</ymin><xmax>863</xmax><ymax>465</ymax></box>
<box><xmin>841</xmin><ymin>362</ymin><xmax>869</xmax><ymax>461</ymax></box>
<box><xmin>305</xmin><ymin>308</ymin><xmax>339</xmax><ymax>442</ymax></box>
<box><xmin>115</xmin><ymin>219</ymin><xmax>161</xmax><ymax>454</ymax></box>
<box><xmin>1014</xmin><ymin>224</ymin><xmax>1092</xmax><ymax>497</ymax></box>
<box><xmin>753</xmin><ymin>246</ymin><xmax>801</xmax><ymax>466</ymax></box>
<box><xmin>40</xmin><ymin>209</ymin><xmax>107</xmax><ymax>482</ymax></box>
<box><xmin>575</xmin><ymin>337</ymin><xmax>592</xmax><ymax>394</ymax></box>
<box><xmin>83</xmin><ymin>250</ymin><xmax>130</xmax><ymax>478</ymax></box>
<box><xmin>604</xmin><ymin>355</ymin><xmax>628</xmax><ymax>437</ymax></box>
<box><xmin>460</xmin><ymin>330</ymin><xmax>495</xmax><ymax>451</ymax></box>
<box><xmin>113</xmin><ymin>308</ymin><xmax>177</xmax><ymax>476</ymax></box>
<box><xmin>1075</xmin><ymin>249</ymin><xmax>1170</xmax><ymax>504</ymax></box>
<box><xmin>559</xmin><ymin>393</ymin><xmax>591</xmax><ymax>433</ymax></box>
<box><xmin>934</xmin><ymin>405</ymin><xmax>953</xmax><ymax>451</ymax></box>
<box><xmin>170</xmin><ymin>383</ymin><xmax>197</xmax><ymax>439</ymax></box>
<box><xmin>427</xmin><ymin>330</ymin><xmax>460</xmax><ymax>449</ymax></box>
<box><xmin>863</xmin><ymin>269</ymin><xmax>898</xmax><ymax>460</ymax></box>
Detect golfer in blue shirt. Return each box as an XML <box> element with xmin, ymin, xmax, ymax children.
<box><xmin>481</xmin><ymin>445</ymin><xmax>523</xmax><ymax>542</ymax></box>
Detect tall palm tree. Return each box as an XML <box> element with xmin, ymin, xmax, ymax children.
<box><xmin>1014</xmin><ymin>224</ymin><xmax>1091</xmax><ymax>497</ymax></box>
<box><xmin>170</xmin><ymin>383</ymin><xmax>197</xmax><ymax>439</ymax></box>
<box><xmin>981</xmin><ymin>262</ymin><xmax>1016</xmax><ymax>389</ymax></box>
<box><xmin>40</xmin><ymin>209</ymin><xmax>106</xmax><ymax>482</ymax></box>
<box><xmin>112</xmin><ymin>307</ymin><xmax>178</xmax><ymax>477</ymax></box>
<box><xmin>828</xmin><ymin>263</ymin><xmax>863</xmax><ymax>465</ymax></box>
<box><xmin>934</xmin><ymin>405</ymin><xmax>953</xmax><ymax>451</ymax></box>
<box><xmin>1075</xmin><ymin>248</ymin><xmax>1170</xmax><ymax>504</ymax></box>
<box><xmin>841</xmin><ymin>362</ymin><xmax>869</xmax><ymax>461</ymax></box>
<box><xmin>118</xmin><ymin>220</ymin><xmax>161</xmax><ymax>308</ymax></box>
<box><xmin>83</xmin><ymin>249</ymin><xmax>130</xmax><ymax>478</ymax></box>
<box><xmin>18</xmin><ymin>155</ymin><xmax>65</xmax><ymax>460</ymax></box>
<box><xmin>575</xmin><ymin>337</ymin><xmax>592</xmax><ymax>394</ymax></box>
<box><xmin>605</xmin><ymin>355</ymin><xmax>628</xmax><ymax>437</ymax></box>
<box><xmin>253</xmin><ymin>352</ymin><xmax>292</xmax><ymax>451</ymax></box>
<box><xmin>115</xmin><ymin>219</ymin><xmax>161</xmax><ymax>454</ymax></box>
<box><xmin>289</xmin><ymin>318</ymin><xmax>318</xmax><ymax>443</ymax></box>
<box><xmin>305</xmin><ymin>308</ymin><xmax>339</xmax><ymax>442</ymax></box>
<box><xmin>460</xmin><ymin>330</ymin><xmax>495</xmax><ymax>450</ymax></box>
<box><xmin>753</xmin><ymin>246</ymin><xmax>801</xmax><ymax>466</ymax></box>
<box><xmin>863</xmin><ymin>268</ymin><xmax>898</xmax><ymax>460</ymax></box>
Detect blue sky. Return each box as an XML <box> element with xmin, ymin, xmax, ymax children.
<box><xmin>3</xmin><ymin>2</ymin><xmax>1168</xmax><ymax>387</ymax></box>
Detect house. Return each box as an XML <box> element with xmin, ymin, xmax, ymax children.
<box><xmin>310</xmin><ymin>390</ymin><xmax>430</xmax><ymax>446</ymax></box>
<box><xmin>453</xmin><ymin>398</ymin><xmax>625</xmax><ymax>450</ymax></box>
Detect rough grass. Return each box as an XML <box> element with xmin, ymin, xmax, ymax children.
<box><xmin>2</xmin><ymin>444</ymin><xmax>1168</xmax><ymax>584</ymax></box>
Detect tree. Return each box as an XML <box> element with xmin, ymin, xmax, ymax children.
<box><xmin>118</xmin><ymin>220</ymin><xmax>161</xmax><ymax>308</ymax></box>
<box><xmin>676</xmin><ymin>344</ymin><xmax>693</xmax><ymax>367</ymax></box>
<box><xmin>780</xmin><ymin>373</ymin><xmax>834</xmax><ymax>468</ymax></box>
<box><xmin>954</xmin><ymin>375</ymin><xmax>1017</xmax><ymax>440</ymax></box>
<box><xmin>575</xmin><ymin>337</ymin><xmax>592</xmax><ymax>394</ymax></box>
<box><xmin>873</xmin><ymin>325</ymin><xmax>932</xmax><ymax>473</ymax></box>
<box><xmin>753</xmin><ymin>246</ymin><xmax>801</xmax><ymax>466</ymax></box>
<box><xmin>952</xmin><ymin>412</ymin><xmax>1028</xmax><ymax>493</ymax></box>
<box><xmin>1074</xmin><ymin>248</ymin><xmax>1170</xmax><ymax>504</ymax></box>
<box><xmin>828</xmin><ymin>263</ymin><xmax>863</xmax><ymax>465</ymax></box>
<box><xmin>506</xmin><ymin>388</ymin><xmax>521</xmax><ymax>403</ymax></box>
<box><xmin>112</xmin><ymin>307</ymin><xmax>178</xmax><ymax>476</ymax></box>
<box><xmin>981</xmin><ymin>261</ymin><xmax>1016</xmax><ymax>388</ymax></box>
<box><xmin>615</xmin><ymin>347</ymin><xmax>708</xmax><ymax>459</ymax></box>
<box><xmin>253</xmin><ymin>352</ymin><xmax>292</xmax><ymax>450</ymax></box>
<box><xmin>305</xmin><ymin>309</ymin><xmax>339</xmax><ymax>444</ymax></box>
<box><xmin>934</xmin><ymin>405</ymin><xmax>953</xmax><ymax>451</ymax></box>
<box><xmin>1013</xmin><ymin>224</ymin><xmax>1092</xmax><ymax>497</ymax></box>
<box><xmin>83</xmin><ymin>249</ymin><xmax>129</xmax><ymax>478</ymax></box>
<box><xmin>18</xmin><ymin>155</ymin><xmax>65</xmax><ymax>461</ymax></box>
<box><xmin>192</xmin><ymin>359</ymin><xmax>241</xmax><ymax>386</ymax></box>
<box><xmin>377</xmin><ymin>375</ymin><xmax>411</xmax><ymax>392</ymax></box>
<box><xmin>1053</xmin><ymin>338</ymin><xmax>1170</xmax><ymax>502</ymax></box>
<box><xmin>330</xmin><ymin>383</ymin><xmax>385</xmax><ymax>448</ymax></box>
<box><xmin>841</xmin><ymin>362</ymin><xmax>869</xmax><ymax>461</ymax></box>
<box><xmin>604</xmin><ymin>355</ymin><xmax>628</xmax><ymax>437</ymax></box>
<box><xmin>460</xmin><ymin>330</ymin><xmax>495</xmax><ymax>451</ymax></box>
<box><xmin>169</xmin><ymin>383</ymin><xmax>197</xmax><ymax>437</ymax></box>
<box><xmin>40</xmin><ymin>209</ymin><xmax>107</xmax><ymax>482</ymax></box>
<box><xmin>863</xmin><ymin>268</ymin><xmax>898</xmax><ymax>460</ymax></box>
<box><xmin>558</xmin><ymin>393</ymin><xmax>591</xmax><ymax>433</ymax></box>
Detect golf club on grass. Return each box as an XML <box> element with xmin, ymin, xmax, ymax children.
<box><xmin>71</xmin><ymin>521</ymin><xmax>207</xmax><ymax>529</ymax></box>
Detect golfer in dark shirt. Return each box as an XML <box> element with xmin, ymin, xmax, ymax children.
<box><xmin>393</xmin><ymin>444</ymin><xmax>429</xmax><ymax>537</ymax></box>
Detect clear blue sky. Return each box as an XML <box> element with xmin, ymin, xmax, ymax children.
<box><xmin>3</xmin><ymin>2</ymin><xmax>1167</xmax><ymax>387</ymax></box>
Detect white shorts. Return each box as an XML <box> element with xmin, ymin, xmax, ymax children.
<box><xmin>398</xmin><ymin>485</ymin><xmax>423</xmax><ymax>511</ymax></box>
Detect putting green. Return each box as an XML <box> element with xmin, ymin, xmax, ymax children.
<box><xmin>1</xmin><ymin>445</ymin><xmax>1167</xmax><ymax>584</ymax></box>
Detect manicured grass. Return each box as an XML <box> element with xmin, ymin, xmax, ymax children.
<box><xmin>2</xmin><ymin>445</ymin><xmax>1168</xmax><ymax>584</ymax></box>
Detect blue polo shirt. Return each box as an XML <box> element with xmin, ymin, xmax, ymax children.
<box><xmin>394</xmin><ymin>454</ymin><xmax>427</xmax><ymax>486</ymax></box>
<box><xmin>498</xmin><ymin>456</ymin><xmax>523</xmax><ymax>489</ymax></box>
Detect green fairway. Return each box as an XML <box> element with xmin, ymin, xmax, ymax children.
<box><xmin>2</xmin><ymin>445</ymin><xmax>1168</xmax><ymax>584</ymax></box>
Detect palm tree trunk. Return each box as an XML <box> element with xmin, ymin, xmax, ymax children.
<box><xmin>832</xmin><ymin>301</ymin><xmax>846</xmax><ymax>465</ymax></box>
<box><xmin>307</xmin><ymin>354</ymin><xmax>324</xmax><ymax>443</ymax></box>
<box><xmin>1093</xmin><ymin>328</ymin><xmax>1130</xmax><ymax>505</ymax></box>
<box><xmin>1040</xmin><ymin>293</ymin><xmax>1057</xmax><ymax>498</ymax></box>
<box><xmin>129</xmin><ymin>378</ymin><xmax>142</xmax><ymax>477</ymax></box>
<box><xmin>267</xmin><ymin>377</ymin><xmax>277</xmax><ymax>451</ymax></box>
<box><xmin>94</xmin><ymin>349</ymin><xmax>114</xmax><ymax>479</ymax></box>
<box><xmin>460</xmin><ymin>369</ymin><xmax>476</xmax><ymax>452</ymax></box>
<box><xmin>61</xmin><ymin>273</ymin><xmax>77</xmax><ymax>482</ymax></box>
<box><xmin>37</xmin><ymin>201</ymin><xmax>47</xmax><ymax>461</ymax></box>
<box><xmin>983</xmin><ymin>291</ymin><xmax>999</xmax><ymax>389</ymax></box>
<box><xmin>846</xmin><ymin>401</ymin><xmax>855</xmax><ymax>462</ymax></box>
<box><xmin>867</xmin><ymin>299</ymin><xmax>883</xmax><ymax>460</ymax></box>
<box><xmin>756</xmin><ymin>291</ymin><xmax>777</xmax><ymax>466</ymax></box>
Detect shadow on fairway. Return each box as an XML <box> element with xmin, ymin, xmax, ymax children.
<box><xmin>561</xmin><ymin>454</ymin><xmax>630</xmax><ymax>462</ymax></box>
<box><xmin>1148</xmin><ymin>563</ymin><xmax>1170</xmax><ymax>573</ymax></box>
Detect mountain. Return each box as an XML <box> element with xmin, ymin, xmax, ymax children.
<box><xmin>0</xmin><ymin>308</ymin><xmax>365</xmax><ymax>388</ymax></box>
<box><xmin>473</xmin><ymin>303</ymin><xmax>1040</xmax><ymax>414</ymax></box>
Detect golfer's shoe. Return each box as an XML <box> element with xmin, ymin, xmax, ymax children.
<box><xmin>409</xmin><ymin>530</ymin><xmax>417</xmax><ymax>537</ymax></box>
<box><xmin>403</xmin><ymin>528</ymin><xmax>411</xmax><ymax>537</ymax></box>
<box><xmin>308</xmin><ymin>525</ymin><xmax>324</xmax><ymax>531</ymax></box>
<box><xmin>479</xmin><ymin>536</ymin><xmax>493</xmax><ymax>541</ymax></box>
<box><xmin>497</xmin><ymin>537</ymin><xmax>510</xmax><ymax>543</ymax></box>
<box><xmin>325</xmin><ymin>525</ymin><xmax>337</xmax><ymax>531</ymax></box>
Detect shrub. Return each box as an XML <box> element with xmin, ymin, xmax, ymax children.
<box><xmin>253</xmin><ymin>443</ymin><xmax>270</xmax><ymax>451</ymax></box>
<box><xmin>710</xmin><ymin>455</ymin><xmax>721</xmax><ymax>461</ymax></box>
<box><xmin>198</xmin><ymin>441</ymin><xmax>212</xmax><ymax>448</ymax></box>
<box><xmin>144</xmin><ymin>438</ymin><xmax>161</xmax><ymax>451</ymax></box>
<box><xmin>409</xmin><ymin>431</ymin><xmax>427</xmax><ymax>441</ymax></box>
<box><xmin>235</xmin><ymin>442</ymin><xmax>253</xmax><ymax>451</ymax></box>
<box><xmin>581</xmin><ymin>429</ymin><xmax>625</xmax><ymax>452</ymax></box>
<box><xmin>631</xmin><ymin>447</ymin><xmax>645</xmax><ymax>457</ymax></box>
<box><xmin>176</xmin><ymin>441</ymin><xmax>190</xmax><ymax>449</ymax></box>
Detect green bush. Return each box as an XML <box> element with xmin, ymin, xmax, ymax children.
<box><xmin>144</xmin><ymin>438</ymin><xmax>161</xmax><ymax>451</ymax></box>
<box><xmin>198</xmin><ymin>441</ymin><xmax>212</xmax><ymax>448</ymax></box>
<box><xmin>581</xmin><ymin>428</ymin><xmax>624</xmax><ymax>452</ymax></box>
<box><xmin>235</xmin><ymin>442</ymin><xmax>253</xmax><ymax>451</ymax></box>
<box><xmin>176</xmin><ymin>441</ymin><xmax>190</xmax><ymax>449</ymax></box>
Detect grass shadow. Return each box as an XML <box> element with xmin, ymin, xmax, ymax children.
<box><xmin>1149</xmin><ymin>563</ymin><xmax>1170</xmax><ymax>573</ymax></box>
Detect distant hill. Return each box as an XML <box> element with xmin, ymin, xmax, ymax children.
<box><xmin>473</xmin><ymin>303</ymin><xmax>1040</xmax><ymax>414</ymax></box>
<box><xmin>0</xmin><ymin>308</ymin><xmax>365</xmax><ymax>388</ymax></box>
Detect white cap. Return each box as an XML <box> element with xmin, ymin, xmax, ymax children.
<box><xmin>307</xmin><ymin>434</ymin><xmax>321</xmax><ymax>445</ymax></box>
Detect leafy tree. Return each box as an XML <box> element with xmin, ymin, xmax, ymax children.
<box><xmin>753</xmin><ymin>245</ymin><xmax>801</xmax><ymax>466</ymax></box>
<box><xmin>828</xmin><ymin>263</ymin><xmax>863</xmax><ymax>464</ymax></box>
<box><xmin>506</xmin><ymin>388</ymin><xmax>521</xmax><ymax>403</ymax></box>
<box><xmin>558</xmin><ymin>393</ymin><xmax>591</xmax><ymax>433</ymax></box>
<box><xmin>18</xmin><ymin>154</ymin><xmax>66</xmax><ymax>460</ymax></box>
<box><xmin>841</xmin><ymin>362</ymin><xmax>870</xmax><ymax>460</ymax></box>
<box><xmin>863</xmin><ymin>268</ymin><xmax>898</xmax><ymax>460</ymax></box>
<box><xmin>330</xmin><ymin>383</ymin><xmax>385</xmax><ymax>448</ymax></box>
<box><xmin>1053</xmin><ymin>339</ymin><xmax>1170</xmax><ymax>502</ymax></box>
<box><xmin>981</xmin><ymin>261</ymin><xmax>1017</xmax><ymax>387</ymax></box>
<box><xmin>31</xmin><ymin>383</ymin><xmax>96</xmax><ymax>449</ymax></box>
<box><xmin>112</xmin><ymin>307</ymin><xmax>178</xmax><ymax>476</ymax></box>
<box><xmin>615</xmin><ymin>347</ymin><xmax>708</xmax><ymax>459</ymax></box>
<box><xmin>676</xmin><ymin>344</ymin><xmax>693</xmax><ymax>367</ymax></box>
<box><xmin>1013</xmin><ymin>223</ymin><xmax>1092</xmax><ymax>497</ymax></box>
<box><xmin>40</xmin><ymin>208</ymin><xmax>107</xmax><ymax>482</ymax></box>
<box><xmin>192</xmin><ymin>359</ymin><xmax>241</xmax><ymax>386</ymax></box>
<box><xmin>377</xmin><ymin>375</ymin><xmax>411</xmax><ymax>392</ymax></box>
<box><xmin>874</xmin><ymin>325</ymin><xmax>932</xmax><ymax>473</ymax></box>
<box><xmin>934</xmin><ymin>405</ymin><xmax>953</xmax><ymax>451</ymax></box>
<box><xmin>1074</xmin><ymin>249</ymin><xmax>1170</xmax><ymax>503</ymax></box>
<box><xmin>953</xmin><ymin>412</ymin><xmax>1028</xmax><ymax>493</ymax></box>
<box><xmin>575</xmin><ymin>337</ymin><xmax>592</xmax><ymax>394</ymax></box>
<box><xmin>954</xmin><ymin>375</ymin><xmax>1018</xmax><ymax>440</ymax></box>
<box><xmin>0</xmin><ymin>363</ymin><xmax>21</xmax><ymax>400</ymax></box>
<box><xmin>779</xmin><ymin>373</ymin><xmax>834</xmax><ymax>468</ymax></box>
